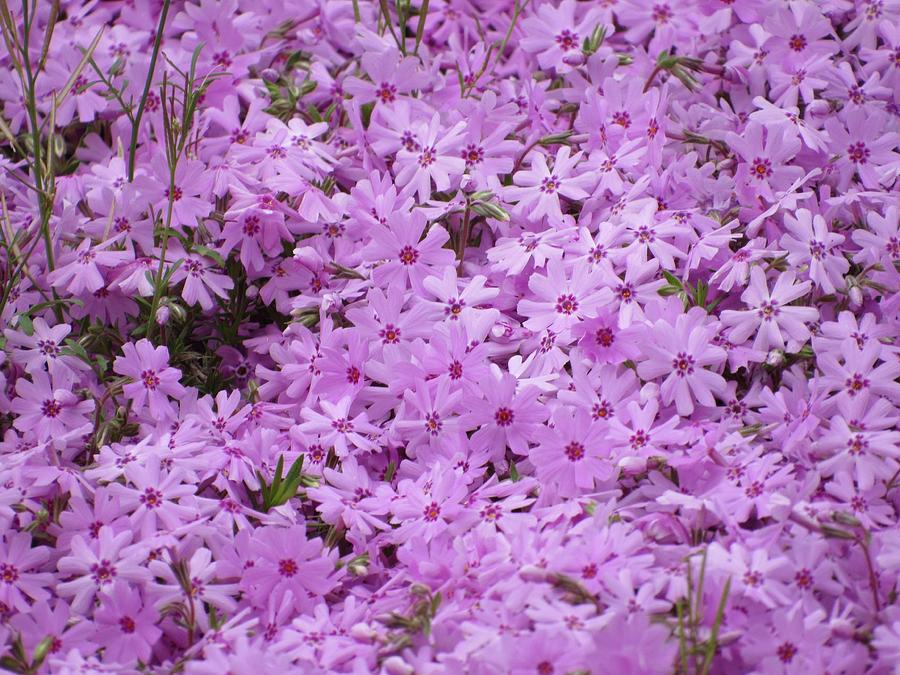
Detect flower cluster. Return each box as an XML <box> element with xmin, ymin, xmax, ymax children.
<box><xmin>0</xmin><ymin>0</ymin><xmax>898</xmax><ymax>673</ymax></box>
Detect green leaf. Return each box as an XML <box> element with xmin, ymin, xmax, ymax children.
<box><xmin>62</xmin><ymin>339</ymin><xmax>92</xmax><ymax>366</ymax></box>
<box><xmin>16</xmin><ymin>315</ymin><xmax>33</xmax><ymax>336</ymax></box>
<box><xmin>193</xmin><ymin>245</ymin><xmax>226</xmax><ymax>268</ymax></box>
<box><xmin>538</xmin><ymin>130</ymin><xmax>574</xmax><ymax>146</ymax></box>
<box><xmin>699</xmin><ymin>577</ymin><xmax>731</xmax><ymax>675</ymax></box>
<box><xmin>661</xmin><ymin>270</ymin><xmax>682</xmax><ymax>288</ymax></box>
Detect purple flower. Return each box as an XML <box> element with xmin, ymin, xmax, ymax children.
<box><xmin>720</xmin><ymin>267</ymin><xmax>819</xmax><ymax>353</ymax></box>
<box><xmin>113</xmin><ymin>340</ymin><xmax>186</xmax><ymax>419</ymax></box>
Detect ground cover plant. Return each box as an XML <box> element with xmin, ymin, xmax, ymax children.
<box><xmin>0</xmin><ymin>0</ymin><xmax>898</xmax><ymax>672</ymax></box>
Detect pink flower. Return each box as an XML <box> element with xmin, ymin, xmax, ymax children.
<box><xmin>243</xmin><ymin>525</ymin><xmax>338</xmax><ymax>613</ymax></box>
<box><xmin>363</xmin><ymin>209</ymin><xmax>455</xmax><ymax>294</ymax></box>
<box><xmin>720</xmin><ymin>267</ymin><xmax>819</xmax><ymax>353</ymax></box>
<box><xmin>169</xmin><ymin>253</ymin><xmax>235</xmax><ymax>311</ymax></box>
<box><xmin>507</xmin><ymin>147</ymin><xmax>595</xmax><ymax>224</ymax></box>
<box><xmin>727</xmin><ymin>122</ymin><xmax>803</xmax><ymax>202</ymax></box>
<box><xmin>391</xmin><ymin>467</ymin><xmax>472</xmax><ymax>543</ymax></box>
<box><xmin>298</xmin><ymin>397</ymin><xmax>380</xmax><ymax>457</ymax></box>
<box><xmin>530</xmin><ymin>407</ymin><xmax>614</xmax><ymax>496</ymax></box>
<box><xmin>4</xmin><ymin>318</ymin><xmax>81</xmax><ymax>375</ymax></box>
<box><xmin>517</xmin><ymin>260</ymin><xmax>612</xmax><ymax>333</ymax></box>
<box><xmin>781</xmin><ymin>208</ymin><xmax>849</xmax><ymax>294</ymax></box>
<box><xmin>108</xmin><ymin>457</ymin><xmax>196</xmax><ymax>539</ymax></box>
<box><xmin>395</xmin><ymin>113</ymin><xmax>466</xmax><ymax>202</ymax></box>
<box><xmin>47</xmin><ymin>238</ymin><xmax>133</xmax><ymax>295</ymax></box>
<box><xmin>0</xmin><ymin>533</ymin><xmax>52</xmax><ymax>612</ymax></box>
<box><xmin>113</xmin><ymin>339</ymin><xmax>186</xmax><ymax>419</ymax></box>
<box><xmin>520</xmin><ymin>1</ymin><xmax>609</xmax><ymax>72</ymax></box>
<box><xmin>57</xmin><ymin>527</ymin><xmax>151</xmax><ymax>613</ymax></box>
<box><xmin>818</xmin><ymin>341</ymin><xmax>900</xmax><ymax>403</ymax></box>
<box><xmin>10</xmin><ymin>369</ymin><xmax>95</xmax><ymax>441</ymax></box>
<box><xmin>466</xmin><ymin>372</ymin><xmax>548</xmax><ymax>458</ymax></box>
<box><xmin>636</xmin><ymin>308</ymin><xmax>727</xmax><ymax>416</ymax></box>
<box><xmin>608</xmin><ymin>398</ymin><xmax>682</xmax><ymax>467</ymax></box>
<box><xmin>93</xmin><ymin>583</ymin><xmax>161</xmax><ymax>665</ymax></box>
<box><xmin>571</xmin><ymin>309</ymin><xmax>642</xmax><ymax>364</ymax></box>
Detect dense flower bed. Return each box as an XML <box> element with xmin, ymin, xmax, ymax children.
<box><xmin>0</xmin><ymin>0</ymin><xmax>898</xmax><ymax>672</ymax></box>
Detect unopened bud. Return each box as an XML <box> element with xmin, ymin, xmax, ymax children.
<box><xmin>261</xmin><ymin>68</ymin><xmax>280</xmax><ymax>83</ymax></box>
<box><xmin>848</xmin><ymin>285</ymin><xmax>863</xmax><ymax>308</ymax></box>
<box><xmin>293</xmin><ymin>245</ymin><xmax>323</xmax><ymax>268</ymax></box>
<box><xmin>155</xmin><ymin>305</ymin><xmax>170</xmax><ymax>325</ymax></box>
<box><xmin>246</xmin><ymin>284</ymin><xmax>259</xmax><ymax>299</ymax></box>
<box><xmin>459</xmin><ymin>174</ymin><xmax>476</xmax><ymax>192</ymax></box>
<box><xmin>519</xmin><ymin>565</ymin><xmax>549</xmax><ymax>582</ymax></box>
<box><xmin>562</xmin><ymin>52</ymin><xmax>586</xmax><ymax>67</ymax></box>
<box><xmin>619</xmin><ymin>456</ymin><xmax>647</xmax><ymax>475</ymax></box>
<box><xmin>349</xmin><ymin>562</ymin><xmax>369</xmax><ymax>576</ymax></box>
<box><xmin>350</xmin><ymin>622</ymin><xmax>377</xmax><ymax>641</ymax></box>
<box><xmin>765</xmin><ymin>349</ymin><xmax>785</xmax><ymax>367</ymax></box>
<box><xmin>383</xmin><ymin>656</ymin><xmax>414</xmax><ymax>675</ymax></box>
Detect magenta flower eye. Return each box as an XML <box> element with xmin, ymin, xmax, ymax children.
<box><xmin>554</xmin><ymin>29</ymin><xmax>579</xmax><ymax>51</ymax></box>
<box><xmin>278</xmin><ymin>559</ymin><xmax>299</xmax><ymax>577</ymax></box>
<box><xmin>422</xmin><ymin>502</ymin><xmax>441</xmax><ymax>522</ymax></box>
<box><xmin>494</xmin><ymin>407</ymin><xmax>515</xmax><ymax>426</ymax></box>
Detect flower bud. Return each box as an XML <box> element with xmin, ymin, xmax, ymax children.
<box><xmin>519</xmin><ymin>565</ymin><xmax>548</xmax><ymax>582</ymax></box>
<box><xmin>619</xmin><ymin>456</ymin><xmax>647</xmax><ymax>475</ymax></box>
<box><xmin>562</xmin><ymin>52</ymin><xmax>586</xmax><ymax>67</ymax></box>
<box><xmin>350</xmin><ymin>622</ymin><xmax>377</xmax><ymax>641</ymax></box>
<box><xmin>261</xmin><ymin>68</ymin><xmax>280</xmax><ymax>83</ymax></box>
<box><xmin>293</xmin><ymin>245</ymin><xmax>323</xmax><ymax>268</ymax></box>
<box><xmin>383</xmin><ymin>656</ymin><xmax>414</xmax><ymax>675</ymax></box>
<box><xmin>848</xmin><ymin>285</ymin><xmax>863</xmax><ymax>308</ymax></box>
<box><xmin>765</xmin><ymin>349</ymin><xmax>785</xmax><ymax>367</ymax></box>
<box><xmin>155</xmin><ymin>305</ymin><xmax>170</xmax><ymax>325</ymax></box>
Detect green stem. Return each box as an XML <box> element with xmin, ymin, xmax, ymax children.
<box><xmin>144</xmin><ymin>182</ymin><xmax>175</xmax><ymax>341</ymax></box>
<box><xmin>128</xmin><ymin>0</ymin><xmax>171</xmax><ymax>181</ymax></box>
<box><xmin>457</xmin><ymin>200</ymin><xmax>471</xmax><ymax>274</ymax></box>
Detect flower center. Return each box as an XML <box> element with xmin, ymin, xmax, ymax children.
<box><xmin>90</xmin><ymin>560</ymin><xmax>117</xmax><ymax>584</ymax></box>
<box><xmin>140</xmin><ymin>487</ymin><xmax>163</xmax><ymax>508</ymax></box>
<box><xmin>595</xmin><ymin>327</ymin><xmax>615</xmax><ymax>347</ymax></box>
<box><xmin>423</xmin><ymin>501</ymin><xmax>441</xmax><ymax>521</ymax></box>
<box><xmin>425</xmin><ymin>412</ymin><xmax>442</xmax><ymax>435</ymax></box>
<box><xmin>278</xmin><ymin>559</ymin><xmax>299</xmax><ymax>577</ymax></box>
<box><xmin>418</xmin><ymin>146</ymin><xmax>437</xmax><ymax>167</ymax></box>
<box><xmin>848</xmin><ymin>142</ymin><xmax>870</xmax><ymax>164</ymax></box>
<box><xmin>672</xmin><ymin>351</ymin><xmax>695</xmax><ymax>377</ymax></box>
<box><xmin>554</xmin><ymin>29</ymin><xmax>579</xmax><ymax>51</ymax></box>
<box><xmin>757</xmin><ymin>301</ymin><xmax>779</xmax><ymax>321</ymax></box>
<box><xmin>494</xmin><ymin>407</ymin><xmax>515</xmax><ymax>427</ymax></box>
<box><xmin>776</xmin><ymin>642</ymin><xmax>797</xmax><ymax>663</ymax></box>
<box><xmin>398</xmin><ymin>245</ymin><xmax>419</xmax><ymax>265</ymax></box>
<box><xmin>751</xmin><ymin>157</ymin><xmax>772</xmax><ymax>179</ymax></box>
<box><xmin>555</xmin><ymin>293</ymin><xmax>579</xmax><ymax>315</ymax></box>
<box><xmin>1</xmin><ymin>564</ymin><xmax>18</xmax><ymax>584</ymax></box>
<box><xmin>376</xmin><ymin>82</ymin><xmax>397</xmax><ymax>103</ymax></box>
<box><xmin>844</xmin><ymin>373</ymin><xmax>869</xmax><ymax>395</ymax></box>
<box><xmin>564</xmin><ymin>441</ymin><xmax>585</xmax><ymax>462</ymax></box>
<box><xmin>539</xmin><ymin>175</ymin><xmax>560</xmax><ymax>194</ymax></box>
<box><xmin>788</xmin><ymin>34</ymin><xmax>807</xmax><ymax>51</ymax></box>
<box><xmin>141</xmin><ymin>369</ymin><xmax>161</xmax><ymax>390</ymax></box>
<box><xmin>41</xmin><ymin>399</ymin><xmax>61</xmax><ymax>418</ymax></box>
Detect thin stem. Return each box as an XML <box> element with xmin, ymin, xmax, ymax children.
<box><xmin>128</xmin><ymin>0</ymin><xmax>171</xmax><ymax>181</ymax></box>
<box><xmin>457</xmin><ymin>201</ymin><xmax>471</xmax><ymax>275</ymax></box>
